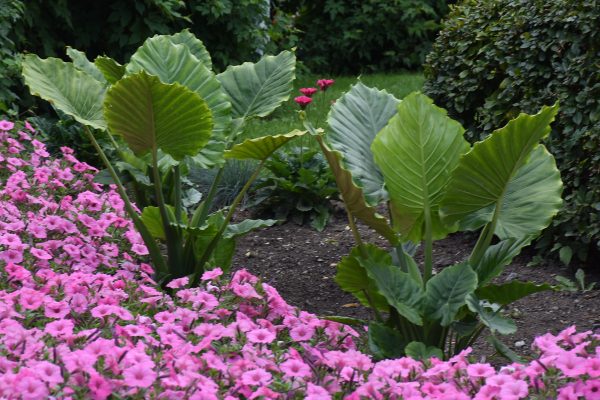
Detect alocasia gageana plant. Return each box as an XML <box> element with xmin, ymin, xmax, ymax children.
<box><xmin>22</xmin><ymin>31</ymin><xmax>305</xmax><ymax>286</ymax></box>
<box><xmin>312</xmin><ymin>84</ymin><xmax>563</xmax><ymax>360</ymax></box>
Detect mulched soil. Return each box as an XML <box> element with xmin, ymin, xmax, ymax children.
<box><xmin>232</xmin><ymin>211</ymin><xmax>600</xmax><ymax>360</ymax></box>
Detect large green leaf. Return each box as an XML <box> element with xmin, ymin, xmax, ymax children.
<box><xmin>66</xmin><ymin>47</ymin><xmax>106</xmax><ymax>84</ymax></box>
<box><xmin>466</xmin><ymin>294</ymin><xmax>516</xmax><ymax>335</ymax></box>
<box><xmin>368</xmin><ymin>321</ymin><xmax>407</xmax><ymax>360</ymax></box>
<box><xmin>22</xmin><ymin>55</ymin><xmax>107</xmax><ymax>130</ymax></box>
<box><xmin>441</xmin><ymin>105</ymin><xmax>562</xmax><ymax>239</ymax></box>
<box><xmin>473</xmin><ymin>237</ymin><xmax>532</xmax><ymax>285</ymax></box>
<box><xmin>126</xmin><ymin>35</ymin><xmax>232</xmax><ymax>167</ymax></box>
<box><xmin>217</xmin><ymin>51</ymin><xmax>295</xmax><ymax>119</ymax></box>
<box><xmin>224</xmin><ymin>219</ymin><xmax>278</xmax><ymax>239</ymax></box>
<box><xmin>371</xmin><ymin>92</ymin><xmax>470</xmax><ymax>242</ymax></box>
<box><xmin>425</xmin><ymin>263</ymin><xmax>478</xmax><ymax>326</ymax></box>
<box><xmin>104</xmin><ymin>72</ymin><xmax>213</xmax><ymax>160</ymax></box>
<box><xmin>335</xmin><ymin>245</ymin><xmax>389</xmax><ymax>310</ymax></box>
<box><xmin>94</xmin><ymin>56</ymin><xmax>126</xmax><ymax>84</ymax></box>
<box><xmin>141</xmin><ymin>206</ymin><xmax>187</xmax><ymax>239</ymax></box>
<box><xmin>327</xmin><ymin>82</ymin><xmax>398</xmax><ymax>204</ymax></box>
<box><xmin>360</xmin><ymin>256</ymin><xmax>424</xmax><ymax>325</ymax></box>
<box><xmin>168</xmin><ymin>29</ymin><xmax>212</xmax><ymax>70</ymax></box>
<box><xmin>404</xmin><ymin>342</ymin><xmax>444</xmax><ymax>360</ymax></box>
<box><xmin>476</xmin><ymin>281</ymin><xmax>554</xmax><ymax>306</ymax></box>
<box><xmin>315</xmin><ymin>136</ymin><xmax>397</xmax><ymax>244</ymax></box>
<box><xmin>224</xmin><ymin>130</ymin><xmax>306</xmax><ymax>161</ymax></box>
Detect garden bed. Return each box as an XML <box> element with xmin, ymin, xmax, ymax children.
<box><xmin>233</xmin><ymin>212</ymin><xmax>600</xmax><ymax>359</ymax></box>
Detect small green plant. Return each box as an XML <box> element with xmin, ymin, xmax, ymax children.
<box><xmin>309</xmin><ymin>83</ymin><xmax>563</xmax><ymax>360</ymax></box>
<box><xmin>248</xmin><ymin>146</ymin><xmax>338</xmax><ymax>231</ymax></box>
<box><xmin>22</xmin><ymin>31</ymin><xmax>305</xmax><ymax>286</ymax></box>
<box><xmin>555</xmin><ymin>269</ymin><xmax>597</xmax><ymax>293</ymax></box>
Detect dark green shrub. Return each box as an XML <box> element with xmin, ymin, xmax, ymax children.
<box><xmin>0</xmin><ymin>0</ymin><xmax>24</xmax><ymax>114</ymax></box>
<box><xmin>423</xmin><ymin>0</ymin><xmax>600</xmax><ymax>265</ymax></box>
<box><xmin>278</xmin><ymin>0</ymin><xmax>450</xmax><ymax>74</ymax></box>
<box><xmin>248</xmin><ymin>146</ymin><xmax>339</xmax><ymax>231</ymax></box>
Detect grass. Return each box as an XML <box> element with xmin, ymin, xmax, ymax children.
<box><xmin>241</xmin><ymin>72</ymin><xmax>424</xmax><ymax>142</ymax></box>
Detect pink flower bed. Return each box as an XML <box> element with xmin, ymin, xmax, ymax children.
<box><xmin>0</xmin><ymin>120</ymin><xmax>599</xmax><ymax>399</ymax></box>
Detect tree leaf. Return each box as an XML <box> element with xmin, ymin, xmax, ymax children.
<box><xmin>224</xmin><ymin>130</ymin><xmax>306</xmax><ymax>161</ymax></box>
<box><xmin>315</xmin><ymin>136</ymin><xmax>397</xmax><ymax>244</ymax></box>
<box><xmin>335</xmin><ymin>245</ymin><xmax>390</xmax><ymax>311</ymax></box>
<box><xmin>425</xmin><ymin>263</ymin><xmax>478</xmax><ymax>326</ymax></box>
<box><xmin>126</xmin><ymin>35</ymin><xmax>231</xmax><ymax>167</ymax></box>
<box><xmin>371</xmin><ymin>92</ymin><xmax>470</xmax><ymax>242</ymax></box>
<box><xmin>466</xmin><ymin>294</ymin><xmax>516</xmax><ymax>335</ymax></box>
<box><xmin>327</xmin><ymin>82</ymin><xmax>398</xmax><ymax>204</ymax></box>
<box><xmin>66</xmin><ymin>47</ymin><xmax>107</xmax><ymax>84</ymax></box>
<box><xmin>476</xmin><ymin>281</ymin><xmax>554</xmax><ymax>306</ymax></box>
<box><xmin>217</xmin><ymin>51</ymin><xmax>296</xmax><ymax>119</ymax></box>
<box><xmin>404</xmin><ymin>342</ymin><xmax>444</xmax><ymax>360</ymax></box>
<box><xmin>360</xmin><ymin>256</ymin><xmax>424</xmax><ymax>325</ymax></box>
<box><xmin>22</xmin><ymin>55</ymin><xmax>107</xmax><ymax>130</ymax></box>
<box><xmin>441</xmin><ymin>104</ymin><xmax>562</xmax><ymax>239</ymax></box>
<box><xmin>104</xmin><ymin>71</ymin><xmax>213</xmax><ymax>160</ymax></box>
<box><xmin>94</xmin><ymin>56</ymin><xmax>126</xmax><ymax>84</ymax></box>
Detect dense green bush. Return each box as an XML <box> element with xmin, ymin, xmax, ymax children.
<box><xmin>278</xmin><ymin>0</ymin><xmax>450</xmax><ymax>74</ymax></box>
<box><xmin>0</xmin><ymin>0</ymin><xmax>24</xmax><ymax>114</ymax></box>
<box><xmin>423</xmin><ymin>0</ymin><xmax>600</xmax><ymax>265</ymax></box>
<box><xmin>10</xmin><ymin>0</ymin><xmax>271</xmax><ymax>70</ymax></box>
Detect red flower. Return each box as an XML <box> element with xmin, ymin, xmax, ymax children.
<box><xmin>294</xmin><ymin>95</ymin><xmax>313</xmax><ymax>109</ymax></box>
<box><xmin>317</xmin><ymin>79</ymin><xmax>335</xmax><ymax>91</ymax></box>
<box><xmin>299</xmin><ymin>87</ymin><xmax>318</xmax><ymax>97</ymax></box>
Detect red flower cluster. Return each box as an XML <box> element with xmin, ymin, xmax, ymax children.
<box><xmin>299</xmin><ymin>87</ymin><xmax>318</xmax><ymax>97</ymax></box>
<box><xmin>294</xmin><ymin>95</ymin><xmax>312</xmax><ymax>109</ymax></box>
<box><xmin>317</xmin><ymin>79</ymin><xmax>335</xmax><ymax>91</ymax></box>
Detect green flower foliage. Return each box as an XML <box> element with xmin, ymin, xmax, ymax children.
<box><xmin>423</xmin><ymin>0</ymin><xmax>600</xmax><ymax>265</ymax></box>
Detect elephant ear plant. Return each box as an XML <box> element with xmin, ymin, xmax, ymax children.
<box><xmin>22</xmin><ymin>31</ymin><xmax>305</xmax><ymax>287</ymax></box>
<box><xmin>313</xmin><ymin>84</ymin><xmax>563</xmax><ymax>360</ymax></box>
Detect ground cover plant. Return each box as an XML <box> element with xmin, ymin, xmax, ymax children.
<box><xmin>1</xmin><ymin>119</ymin><xmax>600</xmax><ymax>400</ymax></box>
<box><xmin>300</xmin><ymin>82</ymin><xmax>565</xmax><ymax>361</ymax></box>
<box><xmin>21</xmin><ymin>31</ymin><xmax>309</xmax><ymax>286</ymax></box>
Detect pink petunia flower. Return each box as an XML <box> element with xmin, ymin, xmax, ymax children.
<box><xmin>122</xmin><ymin>363</ymin><xmax>157</xmax><ymax>388</ymax></box>
<box><xmin>241</xmin><ymin>368</ymin><xmax>272</xmax><ymax>386</ymax></box>
<box><xmin>316</xmin><ymin>79</ymin><xmax>335</xmax><ymax>91</ymax></box>
<box><xmin>299</xmin><ymin>87</ymin><xmax>318</xmax><ymax>97</ymax></box>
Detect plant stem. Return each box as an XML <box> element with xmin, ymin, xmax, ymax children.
<box><xmin>190</xmin><ymin>160</ymin><xmax>265</xmax><ymax>286</ymax></box>
<box><xmin>423</xmin><ymin>208</ymin><xmax>434</xmax><ymax>283</ymax></box>
<box><xmin>173</xmin><ymin>165</ymin><xmax>183</xmax><ymax>224</ymax></box>
<box><xmin>82</xmin><ymin>126</ymin><xmax>168</xmax><ymax>279</ymax></box>
<box><xmin>192</xmin><ymin>167</ymin><xmax>225</xmax><ymax>228</ymax></box>
<box><xmin>151</xmin><ymin>147</ymin><xmax>182</xmax><ymax>278</ymax></box>
<box><xmin>362</xmin><ymin>289</ymin><xmax>383</xmax><ymax>322</ymax></box>
<box><xmin>469</xmin><ymin>202</ymin><xmax>501</xmax><ymax>265</ymax></box>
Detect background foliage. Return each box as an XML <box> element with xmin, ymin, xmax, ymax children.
<box><xmin>277</xmin><ymin>0</ymin><xmax>450</xmax><ymax>74</ymax></box>
<box><xmin>424</xmin><ymin>0</ymin><xmax>600</xmax><ymax>266</ymax></box>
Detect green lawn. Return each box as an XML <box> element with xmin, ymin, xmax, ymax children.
<box><xmin>242</xmin><ymin>72</ymin><xmax>424</xmax><ymax>141</ymax></box>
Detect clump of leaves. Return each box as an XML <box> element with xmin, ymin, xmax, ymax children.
<box><xmin>312</xmin><ymin>83</ymin><xmax>563</xmax><ymax>361</ymax></box>
<box><xmin>248</xmin><ymin>146</ymin><xmax>338</xmax><ymax>231</ymax></box>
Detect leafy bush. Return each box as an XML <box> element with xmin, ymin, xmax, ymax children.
<box><xmin>22</xmin><ymin>31</ymin><xmax>301</xmax><ymax>286</ymax></box>
<box><xmin>307</xmin><ymin>83</ymin><xmax>563</xmax><ymax>360</ymax></box>
<box><xmin>11</xmin><ymin>0</ymin><xmax>271</xmax><ymax>70</ymax></box>
<box><xmin>248</xmin><ymin>146</ymin><xmax>338</xmax><ymax>231</ymax></box>
<box><xmin>278</xmin><ymin>0</ymin><xmax>450</xmax><ymax>73</ymax></box>
<box><xmin>423</xmin><ymin>0</ymin><xmax>600</xmax><ymax>265</ymax></box>
<box><xmin>0</xmin><ymin>0</ymin><xmax>24</xmax><ymax>114</ymax></box>
<box><xmin>1</xmin><ymin>120</ymin><xmax>600</xmax><ymax>399</ymax></box>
